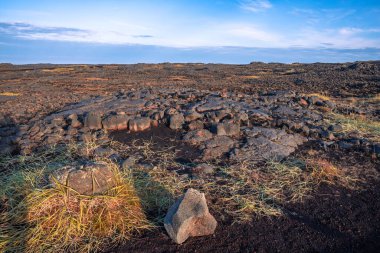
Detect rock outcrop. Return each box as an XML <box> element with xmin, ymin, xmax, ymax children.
<box><xmin>164</xmin><ymin>188</ymin><xmax>217</xmax><ymax>244</ymax></box>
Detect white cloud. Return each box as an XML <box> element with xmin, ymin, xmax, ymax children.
<box><xmin>240</xmin><ymin>0</ymin><xmax>272</xmax><ymax>13</ymax></box>
<box><xmin>226</xmin><ymin>24</ymin><xmax>280</xmax><ymax>45</ymax></box>
<box><xmin>291</xmin><ymin>8</ymin><xmax>356</xmax><ymax>24</ymax></box>
<box><xmin>339</xmin><ymin>27</ymin><xmax>363</xmax><ymax>36</ymax></box>
<box><xmin>291</xmin><ymin>28</ymin><xmax>380</xmax><ymax>49</ymax></box>
<box><xmin>339</xmin><ymin>27</ymin><xmax>380</xmax><ymax>35</ymax></box>
<box><xmin>1</xmin><ymin>21</ymin><xmax>379</xmax><ymax>49</ymax></box>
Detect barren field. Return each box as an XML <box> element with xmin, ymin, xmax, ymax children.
<box><xmin>0</xmin><ymin>61</ymin><xmax>379</xmax><ymax>252</ymax></box>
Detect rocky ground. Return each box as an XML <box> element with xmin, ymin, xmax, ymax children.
<box><xmin>0</xmin><ymin>61</ymin><xmax>379</xmax><ymax>252</ymax></box>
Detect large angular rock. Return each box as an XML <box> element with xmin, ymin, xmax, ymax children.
<box><xmin>164</xmin><ymin>188</ymin><xmax>217</xmax><ymax>244</ymax></box>
<box><xmin>84</xmin><ymin>111</ymin><xmax>103</xmax><ymax>130</ymax></box>
<box><xmin>196</xmin><ymin>99</ymin><xmax>224</xmax><ymax>113</ymax></box>
<box><xmin>184</xmin><ymin>111</ymin><xmax>203</xmax><ymax>122</ymax></box>
<box><xmin>50</xmin><ymin>162</ymin><xmax>117</xmax><ymax>195</ymax></box>
<box><xmin>215</xmin><ymin>122</ymin><xmax>240</xmax><ymax>136</ymax></box>
<box><xmin>183</xmin><ymin>129</ymin><xmax>213</xmax><ymax>145</ymax></box>
<box><xmin>188</xmin><ymin>120</ymin><xmax>204</xmax><ymax>130</ymax></box>
<box><xmin>128</xmin><ymin>117</ymin><xmax>151</xmax><ymax>132</ymax></box>
<box><xmin>249</xmin><ymin>109</ymin><xmax>272</xmax><ymax>122</ymax></box>
<box><xmin>102</xmin><ymin>114</ymin><xmax>131</xmax><ymax>131</ymax></box>
<box><xmin>231</xmin><ymin>127</ymin><xmax>307</xmax><ymax>163</ymax></box>
<box><xmin>201</xmin><ymin>136</ymin><xmax>235</xmax><ymax>160</ymax></box>
<box><xmin>169</xmin><ymin>113</ymin><xmax>185</xmax><ymax>130</ymax></box>
<box><xmin>272</xmin><ymin>105</ymin><xmax>297</xmax><ymax>117</ymax></box>
<box><xmin>67</xmin><ymin>113</ymin><xmax>82</xmax><ymax>128</ymax></box>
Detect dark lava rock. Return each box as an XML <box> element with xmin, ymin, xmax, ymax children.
<box><xmin>84</xmin><ymin>112</ymin><xmax>103</xmax><ymax>130</ymax></box>
<box><xmin>102</xmin><ymin>114</ymin><xmax>131</xmax><ymax>131</ymax></box>
<box><xmin>191</xmin><ymin>163</ymin><xmax>216</xmax><ymax>174</ymax></box>
<box><xmin>121</xmin><ymin>156</ymin><xmax>137</xmax><ymax>170</ymax></box>
<box><xmin>164</xmin><ymin>188</ymin><xmax>217</xmax><ymax>244</ymax></box>
<box><xmin>201</xmin><ymin>135</ymin><xmax>235</xmax><ymax>160</ymax></box>
<box><xmin>184</xmin><ymin>111</ymin><xmax>203</xmax><ymax>122</ymax></box>
<box><xmin>215</xmin><ymin>122</ymin><xmax>240</xmax><ymax>136</ymax></box>
<box><xmin>188</xmin><ymin>120</ymin><xmax>204</xmax><ymax>130</ymax></box>
<box><xmin>183</xmin><ymin>129</ymin><xmax>213</xmax><ymax>145</ymax></box>
<box><xmin>169</xmin><ymin>113</ymin><xmax>185</xmax><ymax>130</ymax></box>
<box><xmin>328</xmin><ymin>124</ymin><xmax>343</xmax><ymax>132</ymax></box>
<box><xmin>231</xmin><ymin>127</ymin><xmax>306</xmax><ymax>163</ymax></box>
<box><xmin>50</xmin><ymin>162</ymin><xmax>117</xmax><ymax>195</ymax></box>
<box><xmin>129</xmin><ymin>117</ymin><xmax>151</xmax><ymax>132</ymax></box>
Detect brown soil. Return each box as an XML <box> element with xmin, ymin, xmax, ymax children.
<box><xmin>114</xmin><ymin>184</ymin><xmax>380</xmax><ymax>253</ymax></box>
<box><xmin>114</xmin><ymin>145</ymin><xmax>380</xmax><ymax>253</ymax></box>
<box><xmin>109</xmin><ymin>125</ymin><xmax>202</xmax><ymax>164</ymax></box>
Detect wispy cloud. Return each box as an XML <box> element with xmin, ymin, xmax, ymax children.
<box><xmin>239</xmin><ymin>0</ymin><xmax>272</xmax><ymax>12</ymax></box>
<box><xmin>291</xmin><ymin>27</ymin><xmax>380</xmax><ymax>49</ymax></box>
<box><xmin>339</xmin><ymin>27</ymin><xmax>363</xmax><ymax>36</ymax></box>
<box><xmin>0</xmin><ymin>22</ymin><xmax>86</xmax><ymax>35</ymax></box>
<box><xmin>291</xmin><ymin>8</ymin><xmax>356</xmax><ymax>24</ymax></box>
<box><xmin>226</xmin><ymin>24</ymin><xmax>280</xmax><ymax>44</ymax></box>
<box><xmin>0</xmin><ymin>22</ymin><xmax>155</xmax><ymax>45</ymax></box>
<box><xmin>133</xmin><ymin>35</ymin><xmax>154</xmax><ymax>38</ymax></box>
<box><xmin>1</xmin><ymin>21</ymin><xmax>379</xmax><ymax>49</ymax></box>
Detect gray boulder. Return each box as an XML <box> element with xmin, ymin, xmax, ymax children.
<box><xmin>184</xmin><ymin>111</ymin><xmax>203</xmax><ymax>122</ymax></box>
<box><xmin>183</xmin><ymin>129</ymin><xmax>213</xmax><ymax>145</ymax></box>
<box><xmin>201</xmin><ymin>136</ymin><xmax>235</xmax><ymax>160</ymax></box>
<box><xmin>164</xmin><ymin>188</ymin><xmax>217</xmax><ymax>244</ymax></box>
<box><xmin>231</xmin><ymin>127</ymin><xmax>307</xmax><ymax>163</ymax></box>
<box><xmin>84</xmin><ymin>111</ymin><xmax>103</xmax><ymax>130</ymax></box>
<box><xmin>169</xmin><ymin>113</ymin><xmax>185</xmax><ymax>130</ymax></box>
<box><xmin>102</xmin><ymin>114</ymin><xmax>131</xmax><ymax>131</ymax></box>
<box><xmin>121</xmin><ymin>156</ymin><xmax>136</xmax><ymax>170</ymax></box>
<box><xmin>191</xmin><ymin>163</ymin><xmax>216</xmax><ymax>174</ymax></box>
<box><xmin>129</xmin><ymin>117</ymin><xmax>151</xmax><ymax>132</ymax></box>
<box><xmin>188</xmin><ymin>120</ymin><xmax>204</xmax><ymax>130</ymax></box>
<box><xmin>50</xmin><ymin>162</ymin><xmax>117</xmax><ymax>195</ymax></box>
<box><xmin>215</xmin><ymin>122</ymin><xmax>240</xmax><ymax>136</ymax></box>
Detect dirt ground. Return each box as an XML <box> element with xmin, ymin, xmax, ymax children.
<box><xmin>0</xmin><ymin>61</ymin><xmax>379</xmax><ymax>252</ymax></box>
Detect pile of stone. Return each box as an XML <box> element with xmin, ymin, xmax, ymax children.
<box><xmin>1</xmin><ymin>88</ymin><xmax>376</xmax><ymax>159</ymax></box>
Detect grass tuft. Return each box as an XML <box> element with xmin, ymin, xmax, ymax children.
<box><xmin>0</xmin><ymin>92</ymin><xmax>21</xmax><ymax>96</ymax></box>
<box><xmin>326</xmin><ymin>113</ymin><xmax>380</xmax><ymax>142</ymax></box>
<box><xmin>0</xmin><ymin>146</ymin><xmax>151</xmax><ymax>253</ymax></box>
<box><xmin>42</xmin><ymin>67</ymin><xmax>74</xmax><ymax>73</ymax></box>
<box><xmin>307</xmin><ymin>158</ymin><xmax>358</xmax><ymax>188</ymax></box>
<box><xmin>306</xmin><ymin>93</ymin><xmax>332</xmax><ymax>101</ymax></box>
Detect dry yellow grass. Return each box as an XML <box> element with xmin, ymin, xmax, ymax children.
<box><xmin>84</xmin><ymin>77</ymin><xmax>108</xmax><ymax>81</ymax></box>
<box><xmin>42</xmin><ymin>67</ymin><xmax>74</xmax><ymax>73</ymax></box>
<box><xmin>111</xmin><ymin>139</ymin><xmax>358</xmax><ymax>223</ymax></box>
<box><xmin>366</xmin><ymin>93</ymin><xmax>380</xmax><ymax>103</ymax></box>
<box><xmin>326</xmin><ymin>113</ymin><xmax>380</xmax><ymax>142</ymax></box>
<box><xmin>306</xmin><ymin>93</ymin><xmax>332</xmax><ymax>101</ymax></box>
<box><xmin>241</xmin><ymin>75</ymin><xmax>261</xmax><ymax>79</ymax></box>
<box><xmin>308</xmin><ymin>158</ymin><xmax>356</xmax><ymax>187</ymax></box>
<box><xmin>0</xmin><ymin>92</ymin><xmax>21</xmax><ymax>96</ymax></box>
<box><xmin>0</xmin><ymin>147</ymin><xmax>151</xmax><ymax>253</ymax></box>
<box><xmin>168</xmin><ymin>75</ymin><xmax>190</xmax><ymax>81</ymax></box>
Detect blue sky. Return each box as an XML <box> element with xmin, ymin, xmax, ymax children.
<box><xmin>0</xmin><ymin>0</ymin><xmax>379</xmax><ymax>63</ymax></box>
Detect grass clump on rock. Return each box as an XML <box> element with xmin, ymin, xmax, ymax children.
<box><xmin>0</xmin><ymin>146</ymin><xmax>151</xmax><ymax>253</ymax></box>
